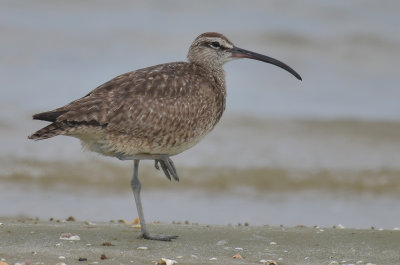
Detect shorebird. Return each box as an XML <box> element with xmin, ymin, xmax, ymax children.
<box><xmin>29</xmin><ymin>32</ymin><xmax>301</xmax><ymax>241</ymax></box>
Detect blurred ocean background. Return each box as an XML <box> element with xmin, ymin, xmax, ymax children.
<box><xmin>1</xmin><ymin>0</ymin><xmax>399</xmax><ymax>229</ymax></box>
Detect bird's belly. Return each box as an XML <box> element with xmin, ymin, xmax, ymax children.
<box><xmin>73</xmin><ymin>125</ymin><xmax>212</xmax><ymax>158</ymax></box>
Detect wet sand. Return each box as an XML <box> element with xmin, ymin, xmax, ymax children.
<box><xmin>0</xmin><ymin>217</ymin><xmax>399</xmax><ymax>265</ymax></box>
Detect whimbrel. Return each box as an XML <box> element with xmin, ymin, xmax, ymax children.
<box><xmin>29</xmin><ymin>32</ymin><xmax>302</xmax><ymax>241</ymax></box>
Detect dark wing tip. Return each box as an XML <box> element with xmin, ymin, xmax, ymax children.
<box><xmin>32</xmin><ymin>110</ymin><xmax>67</xmax><ymax>122</ymax></box>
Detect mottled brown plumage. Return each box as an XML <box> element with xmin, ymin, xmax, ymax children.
<box><xmin>30</xmin><ymin>62</ymin><xmax>226</xmax><ymax>157</ymax></box>
<box><xmin>29</xmin><ymin>32</ymin><xmax>301</xmax><ymax>241</ymax></box>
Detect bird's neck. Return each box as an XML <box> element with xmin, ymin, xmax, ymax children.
<box><xmin>191</xmin><ymin>62</ymin><xmax>226</xmax><ymax>85</ymax></box>
<box><xmin>190</xmin><ymin>62</ymin><xmax>227</xmax><ymax>126</ymax></box>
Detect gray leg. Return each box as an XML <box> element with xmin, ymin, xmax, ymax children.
<box><xmin>131</xmin><ymin>159</ymin><xmax>178</xmax><ymax>241</ymax></box>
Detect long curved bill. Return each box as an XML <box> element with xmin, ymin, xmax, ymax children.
<box><xmin>230</xmin><ymin>46</ymin><xmax>302</xmax><ymax>81</ymax></box>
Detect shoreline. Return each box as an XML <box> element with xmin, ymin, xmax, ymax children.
<box><xmin>1</xmin><ymin>217</ymin><xmax>399</xmax><ymax>265</ymax></box>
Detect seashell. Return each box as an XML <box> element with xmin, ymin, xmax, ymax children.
<box><xmin>59</xmin><ymin>233</ymin><xmax>80</xmax><ymax>241</ymax></box>
<box><xmin>232</xmin><ymin>253</ymin><xmax>242</xmax><ymax>259</ymax></box>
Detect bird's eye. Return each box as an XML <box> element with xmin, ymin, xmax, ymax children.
<box><xmin>210</xmin><ymin>41</ymin><xmax>221</xmax><ymax>48</ymax></box>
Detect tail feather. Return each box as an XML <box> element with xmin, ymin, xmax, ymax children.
<box><xmin>28</xmin><ymin>123</ymin><xmax>65</xmax><ymax>140</ymax></box>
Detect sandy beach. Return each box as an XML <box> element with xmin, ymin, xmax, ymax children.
<box><xmin>0</xmin><ymin>217</ymin><xmax>399</xmax><ymax>265</ymax></box>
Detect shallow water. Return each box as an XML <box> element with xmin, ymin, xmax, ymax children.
<box><xmin>2</xmin><ymin>184</ymin><xmax>399</xmax><ymax>229</ymax></box>
<box><xmin>2</xmin><ymin>116</ymin><xmax>400</xmax><ymax>229</ymax></box>
<box><xmin>1</xmin><ymin>0</ymin><xmax>400</xmax><ymax>228</ymax></box>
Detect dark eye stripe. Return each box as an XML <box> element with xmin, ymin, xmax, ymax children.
<box><xmin>211</xmin><ymin>41</ymin><xmax>221</xmax><ymax>48</ymax></box>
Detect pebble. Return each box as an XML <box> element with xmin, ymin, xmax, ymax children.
<box><xmin>66</xmin><ymin>216</ymin><xmax>75</xmax><ymax>221</ymax></box>
<box><xmin>55</xmin><ymin>263</ymin><xmax>67</xmax><ymax>265</ymax></box>
<box><xmin>234</xmin><ymin>247</ymin><xmax>243</xmax><ymax>250</ymax></box>
<box><xmin>366</xmin><ymin>263</ymin><xmax>377</xmax><ymax>265</ymax></box>
<box><xmin>216</xmin><ymin>240</ymin><xmax>228</xmax><ymax>246</ymax></box>
<box><xmin>329</xmin><ymin>261</ymin><xmax>339</xmax><ymax>265</ymax></box>
<box><xmin>190</xmin><ymin>254</ymin><xmax>198</xmax><ymax>259</ymax></box>
<box><xmin>336</xmin><ymin>224</ymin><xmax>345</xmax><ymax>229</ymax></box>
<box><xmin>269</xmin><ymin>241</ymin><xmax>277</xmax><ymax>245</ymax></box>
<box><xmin>232</xmin><ymin>254</ymin><xmax>242</xmax><ymax>259</ymax></box>
<box><xmin>137</xmin><ymin>246</ymin><xmax>148</xmax><ymax>250</ymax></box>
<box><xmin>158</xmin><ymin>258</ymin><xmax>177</xmax><ymax>265</ymax></box>
<box><xmin>209</xmin><ymin>257</ymin><xmax>217</xmax><ymax>261</ymax></box>
<box><xmin>356</xmin><ymin>261</ymin><xmax>364</xmax><ymax>265</ymax></box>
<box><xmin>58</xmin><ymin>256</ymin><xmax>66</xmax><ymax>259</ymax></box>
<box><xmin>259</xmin><ymin>260</ymin><xmax>278</xmax><ymax>265</ymax></box>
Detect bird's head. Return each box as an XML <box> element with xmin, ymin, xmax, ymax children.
<box><xmin>187</xmin><ymin>32</ymin><xmax>302</xmax><ymax>81</ymax></box>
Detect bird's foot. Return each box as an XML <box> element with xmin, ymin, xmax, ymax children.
<box><xmin>140</xmin><ymin>232</ymin><xmax>178</xmax><ymax>241</ymax></box>
<box><xmin>154</xmin><ymin>157</ymin><xmax>179</xmax><ymax>181</ymax></box>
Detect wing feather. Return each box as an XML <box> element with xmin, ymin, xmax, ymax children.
<box><xmin>43</xmin><ymin>62</ymin><xmax>220</xmax><ymax>138</ymax></box>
